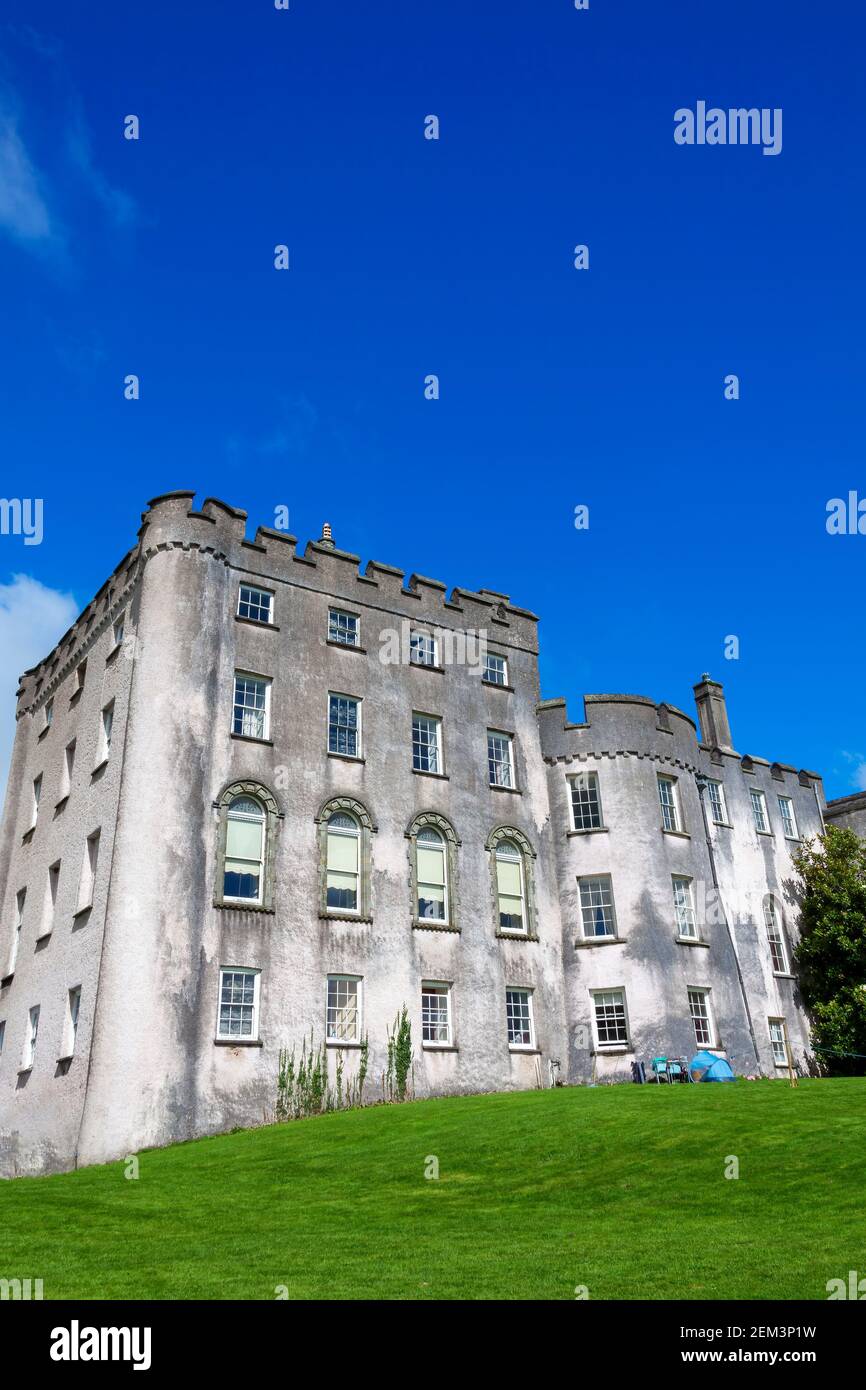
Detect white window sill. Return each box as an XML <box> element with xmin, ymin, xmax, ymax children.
<box><xmin>661</xmin><ymin>828</ymin><xmax>690</xmax><ymax>839</ymax></box>
<box><xmin>676</xmin><ymin>936</ymin><xmax>710</xmax><ymax>948</ymax></box>
<box><xmin>508</xmin><ymin>1045</ymin><xmax>540</xmax><ymax>1054</ymax></box>
<box><xmin>574</xmin><ymin>935</ymin><xmax>620</xmax><ymax>948</ymax></box>
<box><xmin>773</xmin><ymin>971</ymin><xmax>796</xmax><ymax>980</ymax></box>
<box><xmin>592</xmin><ymin>1046</ymin><xmax>633</xmax><ymax>1056</ymax></box>
<box><xmin>567</xmin><ymin>827</ymin><xmax>609</xmax><ymax>837</ymax></box>
<box><xmin>214</xmin><ymin>1038</ymin><xmax>262</xmax><ymax>1047</ymax></box>
<box><xmin>325</xmin><ymin>1039</ymin><xmax>363</xmax><ymax>1049</ymax></box>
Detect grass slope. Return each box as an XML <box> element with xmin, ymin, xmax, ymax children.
<box><xmin>2</xmin><ymin>1079</ymin><xmax>864</xmax><ymax>1300</ymax></box>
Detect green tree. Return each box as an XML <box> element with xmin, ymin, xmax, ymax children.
<box><xmin>793</xmin><ymin>825</ymin><xmax>866</xmax><ymax>1075</ymax></box>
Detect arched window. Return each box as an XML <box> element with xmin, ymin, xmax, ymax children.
<box><xmin>485</xmin><ymin>826</ymin><xmax>537</xmax><ymax>939</ymax></box>
<box><xmin>406</xmin><ymin>813</ymin><xmax>460</xmax><ymax>931</ymax></box>
<box><xmin>214</xmin><ymin>781</ymin><xmax>282</xmax><ymax>911</ymax></box>
<box><xmin>316</xmin><ymin>797</ymin><xmax>376</xmax><ymax>921</ymax></box>
<box><xmin>224</xmin><ymin>796</ymin><xmax>265</xmax><ymax>902</ymax></box>
<box><xmin>326</xmin><ymin>812</ymin><xmax>360</xmax><ymax>912</ymax></box>
<box><xmin>495</xmin><ymin>840</ymin><xmax>525</xmax><ymax>933</ymax></box>
<box><xmin>417</xmin><ymin>826</ymin><xmax>448</xmax><ymax>923</ymax></box>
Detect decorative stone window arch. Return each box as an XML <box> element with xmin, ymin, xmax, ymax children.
<box><xmin>485</xmin><ymin>825</ymin><xmax>538</xmax><ymax>939</ymax></box>
<box><xmin>406</xmin><ymin>811</ymin><xmax>461</xmax><ymax>931</ymax></box>
<box><xmin>316</xmin><ymin>796</ymin><xmax>376</xmax><ymax>922</ymax></box>
<box><xmin>213</xmin><ymin>780</ymin><xmax>282</xmax><ymax>912</ymax></box>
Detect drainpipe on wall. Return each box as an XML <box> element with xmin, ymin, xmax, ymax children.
<box><xmin>694</xmin><ymin>772</ymin><xmax>761</xmax><ymax>1070</ymax></box>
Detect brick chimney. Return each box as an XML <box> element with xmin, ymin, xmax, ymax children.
<box><xmin>693</xmin><ymin>673</ymin><xmax>734</xmax><ymax>751</ymax></box>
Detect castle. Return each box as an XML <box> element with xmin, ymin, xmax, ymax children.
<box><xmin>0</xmin><ymin>491</ymin><xmax>861</xmax><ymax>1176</ymax></box>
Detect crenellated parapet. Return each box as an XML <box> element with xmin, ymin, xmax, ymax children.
<box><xmin>537</xmin><ymin>689</ymin><xmax>823</xmax><ymax>795</ymax></box>
<box><xmin>14</xmin><ymin>548</ymin><xmax>140</xmax><ymax>718</ymax></box>
<box><xmin>538</xmin><ymin>692</ymin><xmax>699</xmax><ymax>770</ymax></box>
<box><xmin>136</xmin><ymin>490</ymin><xmax>540</xmax><ymax>651</ymax></box>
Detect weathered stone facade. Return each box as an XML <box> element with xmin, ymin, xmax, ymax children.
<box><xmin>0</xmin><ymin>492</ymin><xmax>853</xmax><ymax>1176</ymax></box>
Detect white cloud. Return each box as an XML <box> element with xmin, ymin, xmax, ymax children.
<box><xmin>840</xmin><ymin>751</ymin><xmax>866</xmax><ymax>793</ymax></box>
<box><xmin>0</xmin><ymin>575</ymin><xmax>78</xmax><ymax>804</ymax></box>
<box><xmin>66</xmin><ymin>115</ymin><xmax>136</xmax><ymax>229</ymax></box>
<box><xmin>0</xmin><ymin>110</ymin><xmax>53</xmax><ymax>243</ymax></box>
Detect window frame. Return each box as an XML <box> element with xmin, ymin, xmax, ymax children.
<box><xmin>325</xmin><ymin>811</ymin><xmax>361</xmax><ymax>916</ymax></box>
<box><xmin>316</xmin><ymin>797</ymin><xmax>376</xmax><ymax>921</ymax></box>
<box><xmin>768</xmin><ymin>1017</ymin><xmax>789</xmax><ymax>1067</ymax></box>
<box><xmin>487</xmin><ymin>729</ymin><xmax>515</xmax><ymax>789</ymax></box>
<box><xmin>591</xmin><ymin>987</ymin><xmax>631</xmax><ymax>1051</ymax></box>
<box><xmin>61</xmin><ymin>985</ymin><xmax>82</xmax><ymax>1059</ymax></box>
<box><xmin>706</xmin><ymin>779</ymin><xmax>728</xmax><ymax>826</ymax></box>
<box><xmin>410</xmin><ymin>630</ymin><xmax>438</xmax><ymax>667</ymax></box>
<box><xmin>76</xmin><ymin>831</ymin><xmax>100</xmax><ymax>914</ymax></box>
<box><xmin>763</xmin><ymin>894</ymin><xmax>790</xmax><ymax>974</ymax></box>
<box><xmin>688</xmin><ymin>987</ymin><xmax>716</xmax><ymax>1048</ymax></box>
<box><xmin>569</xmin><ymin>770</ymin><xmax>603</xmax><ymax>831</ymax></box>
<box><xmin>328</xmin><ymin>608</ymin><xmax>360</xmax><ymax>647</ymax></box>
<box><xmin>232</xmin><ymin>671</ymin><xmax>272</xmax><ymax>742</ymax></box>
<box><xmin>486</xmin><ymin>825</ymin><xmax>537</xmax><ymax>938</ymax></box>
<box><xmin>62</xmin><ymin>740</ymin><xmax>76</xmax><ymax>800</ymax></box>
<box><xmin>672</xmin><ymin>875</ymin><xmax>698</xmax><ymax>940</ymax></box>
<box><xmin>750</xmin><ymin>787</ymin><xmax>770</xmax><ymax>834</ymax></box>
<box><xmin>222</xmin><ymin>796</ymin><xmax>267</xmax><ymax>906</ymax></box>
<box><xmin>657</xmin><ymin>774</ymin><xmax>681</xmax><ymax>833</ymax></box>
<box><xmin>98</xmin><ymin>700</ymin><xmax>115</xmax><ymax>765</ymax></box>
<box><xmin>483</xmin><ymin>652</ymin><xmax>508</xmax><ymax>686</ymax></box>
<box><xmin>6</xmin><ymin>888</ymin><xmax>26</xmax><ymax>978</ymax></box>
<box><xmin>326</xmin><ymin>974</ymin><xmax>363</xmax><ymax>1044</ymax></box>
<box><xmin>214</xmin><ymin>781</ymin><xmax>282</xmax><ymax>912</ymax></box>
<box><xmin>41</xmin><ymin>860</ymin><xmax>61</xmax><ymax>937</ymax></box>
<box><xmin>505</xmin><ymin>987</ymin><xmax>535</xmax><ymax>1050</ymax></box>
<box><xmin>778</xmin><ymin>795</ymin><xmax>799</xmax><ymax>840</ymax></box>
<box><xmin>22</xmin><ymin>1004</ymin><xmax>40</xmax><ymax>1071</ymax></box>
<box><xmin>406</xmin><ymin>813</ymin><xmax>460</xmax><ymax>931</ymax></box>
<box><xmin>237</xmin><ymin>583</ymin><xmax>274</xmax><ymax>626</ymax></box>
<box><xmin>328</xmin><ymin>691</ymin><xmax>362</xmax><ymax>759</ymax></box>
<box><xmin>216</xmin><ymin>967</ymin><xmax>262</xmax><ymax>1042</ymax></box>
<box><xmin>412</xmin><ymin>712</ymin><xmax>443</xmax><ymax>775</ymax></box>
<box><xmin>578</xmin><ymin>874</ymin><xmax>617</xmax><ymax>939</ymax></box>
<box><xmin>421</xmin><ymin>981</ymin><xmax>453</xmax><ymax>1048</ymax></box>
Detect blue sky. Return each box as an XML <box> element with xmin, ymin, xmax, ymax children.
<box><xmin>0</xmin><ymin>0</ymin><xmax>864</xmax><ymax>798</ymax></box>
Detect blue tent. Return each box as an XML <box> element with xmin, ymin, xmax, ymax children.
<box><xmin>689</xmin><ymin>1051</ymin><xmax>735</xmax><ymax>1082</ymax></box>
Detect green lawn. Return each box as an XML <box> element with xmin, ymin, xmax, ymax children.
<box><xmin>2</xmin><ymin>1078</ymin><xmax>864</xmax><ymax>1299</ymax></box>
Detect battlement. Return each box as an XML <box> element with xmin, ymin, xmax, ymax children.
<box><xmin>537</xmin><ymin>689</ymin><xmax>822</xmax><ymax>790</ymax></box>
<box><xmin>136</xmin><ymin>491</ymin><xmax>540</xmax><ymax>643</ymax></box>
<box><xmin>16</xmin><ymin>490</ymin><xmax>541</xmax><ymax>705</ymax></box>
